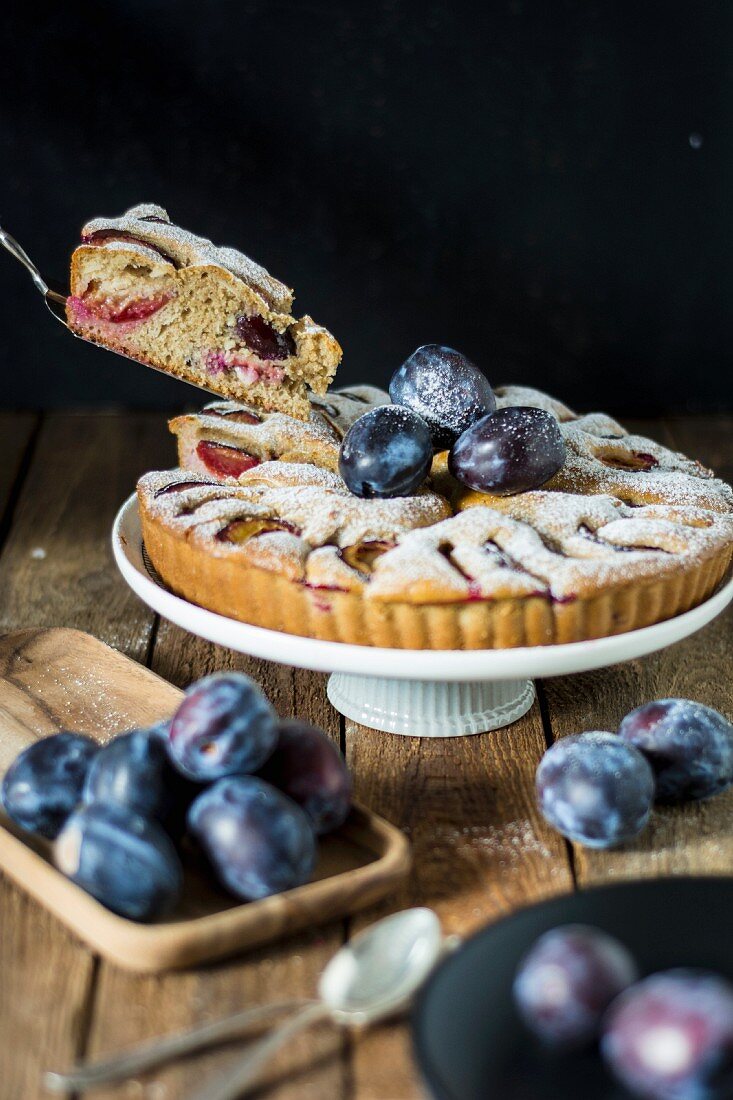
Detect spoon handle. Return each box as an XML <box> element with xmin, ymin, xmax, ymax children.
<box><xmin>43</xmin><ymin>998</ymin><xmax>315</xmax><ymax>1092</ymax></box>
<box><xmin>186</xmin><ymin>1001</ymin><xmax>330</xmax><ymax>1100</ymax></box>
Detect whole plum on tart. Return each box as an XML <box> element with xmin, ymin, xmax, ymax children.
<box><xmin>339</xmin><ymin>405</ymin><xmax>433</xmax><ymax>499</ymax></box>
<box><xmin>136</xmin><ymin>384</ymin><xmax>733</xmax><ymax>650</ymax></box>
<box><xmin>389</xmin><ymin>344</ymin><xmax>496</xmax><ymax>448</ymax></box>
<box><xmin>67</xmin><ymin>204</ymin><xmax>342</xmax><ymax>420</ymax></box>
<box><xmin>449</xmin><ymin>406</ymin><xmax>566</xmax><ymax>495</ymax></box>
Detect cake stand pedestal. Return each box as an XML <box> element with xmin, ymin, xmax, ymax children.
<box><xmin>113</xmin><ymin>496</ymin><xmax>733</xmax><ymax>738</ymax></box>
<box><xmin>326</xmin><ymin>675</ymin><xmax>535</xmax><ymax>737</ymax></box>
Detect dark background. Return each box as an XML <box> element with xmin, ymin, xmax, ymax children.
<box><xmin>2</xmin><ymin>0</ymin><xmax>732</xmax><ymax>414</ymax></box>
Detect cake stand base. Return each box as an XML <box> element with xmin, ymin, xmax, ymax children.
<box><xmin>326</xmin><ymin>674</ymin><xmax>536</xmax><ymax>737</ymax></box>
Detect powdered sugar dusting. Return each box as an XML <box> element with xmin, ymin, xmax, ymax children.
<box><xmin>81</xmin><ymin>204</ymin><xmax>293</xmax><ymax>313</ymax></box>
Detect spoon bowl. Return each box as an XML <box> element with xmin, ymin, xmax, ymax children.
<box><xmin>188</xmin><ymin>908</ymin><xmax>449</xmax><ymax>1100</ymax></box>
<box><xmin>319</xmin><ymin>907</ymin><xmax>444</xmax><ymax>1024</ymax></box>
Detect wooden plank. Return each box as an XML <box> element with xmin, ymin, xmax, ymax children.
<box><xmin>0</xmin><ymin>414</ymin><xmax>93</xmax><ymax>1100</ymax></box>
<box><xmin>540</xmin><ymin>417</ymin><xmax>733</xmax><ymax>886</ymax></box>
<box><xmin>0</xmin><ymin>412</ymin><xmax>172</xmax><ymax>656</ymax></box>
<box><xmin>82</xmin><ymin>624</ymin><xmax>351</xmax><ymax>1100</ymax></box>
<box><xmin>0</xmin><ymin>412</ymin><xmax>173</xmax><ymax>1100</ymax></box>
<box><xmin>346</xmin><ymin>704</ymin><xmax>575</xmax><ymax>1100</ymax></box>
<box><xmin>0</xmin><ymin>412</ymin><xmax>37</xmax><ymax>527</ymax></box>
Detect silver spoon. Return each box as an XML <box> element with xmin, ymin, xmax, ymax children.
<box><xmin>0</xmin><ymin>224</ymin><xmax>220</xmax><ymax>396</ymax></box>
<box><xmin>186</xmin><ymin>907</ymin><xmax>450</xmax><ymax>1100</ymax></box>
<box><xmin>44</xmin><ymin>908</ymin><xmax>451</xmax><ymax>1095</ymax></box>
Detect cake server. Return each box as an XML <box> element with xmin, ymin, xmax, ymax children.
<box><xmin>0</xmin><ymin>224</ymin><xmax>221</xmax><ymax>395</ymax></box>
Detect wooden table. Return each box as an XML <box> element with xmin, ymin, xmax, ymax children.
<box><xmin>0</xmin><ymin>412</ymin><xmax>731</xmax><ymax>1100</ymax></box>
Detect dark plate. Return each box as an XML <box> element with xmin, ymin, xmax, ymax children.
<box><xmin>412</xmin><ymin>878</ymin><xmax>733</xmax><ymax>1100</ymax></box>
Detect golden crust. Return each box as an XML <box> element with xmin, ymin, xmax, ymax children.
<box><xmin>139</xmin><ymin>489</ymin><xmax>732</xmax><ymax>648</ymax></box>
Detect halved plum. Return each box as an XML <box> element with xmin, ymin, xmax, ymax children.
<box><xmin>340</xmin><ymin>540</ymin><xmax>395</xmax><ymax>575</ymax></box>
<box><xmin>196</xmin><ymin>441</ymin><xmax>261</xmax><ymax>479</ymax></box>
<box><xmin>81</xmin><ymin>228</ymin><xmax>177</xmax><ymax>266</ymax></box>
<box><xmin>204</xmin><ymin>408</ymin><xmax>262</xmax><ymax>425</ymax></box>
<box><xmin>235</xmin><ymin>315</ymin><xmax>295</xmax><ymax>361</ymax></box>
<box><xmin>217</xmin><ymin>517</ymin><xmax>300</xmax><ymax>544</ymax></box>
<box><xmin>71</xmin><ymin>291</ymin><xmax>174</xmax><ymax>325</ymax></box>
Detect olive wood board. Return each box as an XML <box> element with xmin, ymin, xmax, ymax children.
<box><xmin>0</xmin><ymin>628</ymin><xmax>410</xmax><ymax>972</ymax></box>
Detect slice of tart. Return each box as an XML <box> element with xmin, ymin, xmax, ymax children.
<box><xmin>67</xmin><ymin>204</ymin><xmax>342</xmax><ymax>419</ymax></box>
<box><xmin>169</xmin><ymin>387</ymin><xmax>389</xmax><ymax>481</ymax></box>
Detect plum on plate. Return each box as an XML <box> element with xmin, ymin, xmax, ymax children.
<box><xmin>187</xmin><ymin>776</ymin><xmax>316</xmax><ymax>900</ymax></box>
<box><xmin>449</xmin><ymin>405</ymin><xmax>566</xmax><ymax>495</ymax></box>
<box><xmin>338</xmin><ymin>404</ymin><xmax>433</xmax><ymax>499</ymax></box>
<box><xmin>83</xmin><ymin>727</ymin><xmax>196</xmax><ymax>833</ymax></box>
<box><xmin>168</xmin><ymin>672</ymin><xmax>278</xmax><ymax>782</ymax></box>
<box><xmin>54</xmin><ymin>803</ymin><xmax>183</xmax><ymax>921</ymax></box>
<box><xmin>619</xmin><ymin>699</ymin><xmax>733</xmax><ymax>803</ymax></box>
<box><xmin>536</xmin><ymin>731</ymin><xmax>655</xmax><ymax>848</ymax></box>
<box><xmin>513</xmin><ymin>924</ymin><xmax>638</xmax><ymax>1047</ymax></box>
<box><xmin>602</xmin><ymin>970</ymin><xmax>733</xmax><ymax>1100</ymax></box>
<box><xmin>389</xmin><ymin>344</ymin><xmax>496</xmax><ymax>449</ymax></box>
<box><xmin>2</xmin><ymin>732</ymin><xmax>98</xmax><ymax>839</ymax></box>
<box><xmin>258</xmin><ymin>720</ymin><xmax>352</xmax><ymax>834</ymax></box>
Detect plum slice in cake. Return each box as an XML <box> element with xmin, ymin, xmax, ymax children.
<box><xmin>169</xmin><ymin>387</ymin><xmax>390</xmax><ymax>481</ymax></box>
<box><xmin>66</xmin><ymin>204</ymin><xmax>342</xmax><ymax>419</ymax></box>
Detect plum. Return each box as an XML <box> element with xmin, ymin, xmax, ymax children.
<box><xmin>338</xmin><ymin>405</ymin><xmax>433</xmax><ymax>499</ymax></box>
<box><xmin>55</xmin><ymin>804</ymin><xmax>183</xmax><ymax>921</ymax></box>
<box><xmin>449</xmin><ymin>406</ymin><xmax>566</xmax><ymax>495</ymax></box>
<box><xmin>258</xmin><ymin>720</ymin><xmax>352</xmax><ymax>834</ymax></box>
<box><xmin>187</xmin><ymin>776</ymin><xmax>316</xmax><ymax>900</ymax></box>
<box><xmin>602</xmin><ymin>970</ymin><xmax>733</xmax><ymax>1099</ymax></box>
<box><xmin>536</xmin><ymin>731</ymin><xmax>655</xmax><ymax>848</ymax></box>
<box><xmin>619</xmin><ymin>699</ymin><xmax>733</xmax><ymax>803</ymax></box>
<box><xmin>513</xmin><ymin>924</ymin><xmax>638</xmax><ymax>1047</ymax></box>
<box><xmin>168</xmin><ymin>672</ymin><xmax>278</xmax><ymax>782</ymax></box>
<box><xmin>389</xmin><ymin>344</ymin><xmax>496</xmax><ymax>448</ymax></box>
<box><xmin>2</xmin><ymin>732</ymin><xmax>98</xmax><ymax>839</ymax></box>
<box><xmin>83</xmin><ymin>727</ymin><xmax>196</xmax><ymax>833</ymax></box>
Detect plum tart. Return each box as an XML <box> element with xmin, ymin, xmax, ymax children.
<box><xmin>137</xmin><ymin>386</ymin><xmax>733</xmax><ymax>649</ymax></box>
<box><xmin>67</xmin><ymin>204</ymin><xmax>342</xmax><ymax>419</ymax></box>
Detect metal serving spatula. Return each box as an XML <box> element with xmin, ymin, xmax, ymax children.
<box><xmin>0</xmin><ymin>224</ymin><xmax>220</xmax><ymax>396</ymax></box>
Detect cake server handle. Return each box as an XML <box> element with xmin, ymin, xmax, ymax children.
<box><xmin>43</xmin><ymin>998</ymin><xmax>316</xmax><ymax>1092</ymax></box>
<box><xmin>0</xmin><ymin>223</ymin><xmax>223</xmax><ymax>395</ymax></box>
<box><xmin>0</xmin><ymin>224</ymin><xmax>69</xmax><ymax>323</ymax></box>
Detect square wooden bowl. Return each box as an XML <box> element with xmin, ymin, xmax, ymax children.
<box><xmin>0</xmin><ymin>629</ymin><xmax>409</xmax><ymax>971</ymax></box>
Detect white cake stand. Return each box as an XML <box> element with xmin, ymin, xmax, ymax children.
<box><xmin>112</xmin><ymin>496</ymin><xmax>733</xmax><ymax>738</ymax></box>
